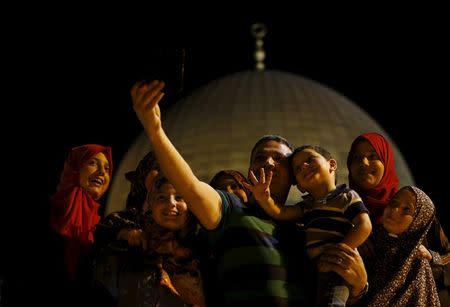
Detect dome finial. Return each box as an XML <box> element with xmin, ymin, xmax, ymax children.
<box><xmin>251</xmin><ymin>23</ymin><xmax>267</xmax><ymax>71</ymax></box>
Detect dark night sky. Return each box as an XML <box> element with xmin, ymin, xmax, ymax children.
<box><xmin>8</xmin><ymin>11</ymin><xmax>449</xmax><ymax>239</ymax></box>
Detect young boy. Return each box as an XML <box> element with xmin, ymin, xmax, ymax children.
<box><xmin>246</xmin><ymin>145</ymin><xmax>372</xmax><ymax>306</ymax></box>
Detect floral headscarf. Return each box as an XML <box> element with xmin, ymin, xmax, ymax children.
<box><xmin>121</xmin><ymin>151</ymin><xmax>204</xmax><ymax>306</ymax></box>
<box><xmin>124</xmin><ymin>150</ymin><xmax>159</xmax><ymax>212</ymax></box>
<box><xmin>367</xmin><ymin>186</ymin><xmax>440</xmax><ymax>306</ymax></box>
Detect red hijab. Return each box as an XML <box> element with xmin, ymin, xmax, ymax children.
<box><xmin>50</xmin><ymin>144</ymin><xmax>113</xmax><ymax>277</ymax></box>
<box><xmin>347</xmin><ymin>132</ymin><xmax>399</xmax><ymax>225</ymax></box>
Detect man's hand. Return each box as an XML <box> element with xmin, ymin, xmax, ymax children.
<box><xmin>318</xmin><ymin>243</ymin><xmax>367</xmax><ymax>297</ymax></box>
<box><xmin>130</xmin><ymin>80</ymin><xmax>165</xmax><ymax>134</ymax></box>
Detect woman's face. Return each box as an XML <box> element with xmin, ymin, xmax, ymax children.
<box><xmin>79</xmin><ymin>152</ymin><xmax>111</xmax><ymax>200</ymax></box>
<box><xmin>382</xmin><ymin>188</ymin><xmax>415</xmax><ymax>235</ymax></box>
<box><xmin>349</xmin><ymin>140</ymin><xmax>385</xmax><ymax>190</ymax></box>
<box><xmin>150</xmin><ymin>182</ymin><xmax>190</xmax><ymax>231</ymax></box>
<box><xmin>212</xmin><ymin>174</ymin><xmax>248</xmax><ymax>203</ymax></box>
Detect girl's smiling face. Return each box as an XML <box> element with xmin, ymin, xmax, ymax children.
<box><xmin>382</xmin><ymin>188</ymin><xmax>415</xmax><ymax>235</ymax></box>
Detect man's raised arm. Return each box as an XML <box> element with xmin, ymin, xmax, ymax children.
<box><xmin>131</xmin><ymin>80</ymin><xmax>221</xmax><ymax>230</ymax></box>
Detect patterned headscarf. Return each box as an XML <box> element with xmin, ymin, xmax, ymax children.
<box><xmin>142</xmin><ymin>174</ymin><xmax>204</xmax><ymax>306</ymax></box>
<box><xmin>104</xmin><ymin>150</ymin><xmax>204</xmax><ymax>305</ymax></box>
<box><xmin>367</xmin><ymin>186</ymin><xmax>440</xmax><ymax>306</ymax></box>
<box><xmin>124</xmin><ymin>150</ymin><xmax>159</xmax><ymax>212</ymax></box>
<box><xmin>50</xmin><ymin>144</ymin><xmax>113</xmax><ymax>277</ymax></box>
<box><xmin>347</xmin><ymin>132</ymin><xmax>399</xmax><ymax>225</ymax></box>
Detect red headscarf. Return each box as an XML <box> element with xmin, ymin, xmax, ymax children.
<box><xmin>50</xmin><ymin>144</ymin><xmax>113</xmax><ymax>277</ymax></box>
<box><xmin>347</xmin><ymin>132</ymin><xmax>399</xmax><ymax>225</ymax></box>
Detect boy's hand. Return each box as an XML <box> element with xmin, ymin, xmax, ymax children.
<box><xmin>131</xmin><ymin>80</ymin><xmax>166</xmax><ymax>133</ymax></box>
<box><xmin>244</xmin><ymin>168</ymin><xmax>273</xmax><ymax>203</ymax></box>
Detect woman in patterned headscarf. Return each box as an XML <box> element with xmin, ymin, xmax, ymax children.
<box><xmin>97</xmin><ymin>151</ymin><xmax>205</xmax><ymax>307</ymax></box>
<box><xmin>99</xmin><ymin>150</ymin><xmax>159</xmax><ymax>233</ymax></box>
<box><xmin>364</xmin><ymin>186</ymin><xmax>440</xmax><ymax>306</ymax></box>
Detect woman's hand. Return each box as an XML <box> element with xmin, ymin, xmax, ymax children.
<box><xmin>417</xmin><ymin>244</ymin><xmax>432</xmax><ymax>261</ymax></box>
<box><xmin>318</xmin><ymin>243</ymin><xmax>367</xmax><ymax>297</ymax></box>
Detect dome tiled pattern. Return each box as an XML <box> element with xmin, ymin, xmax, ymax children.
<box><xmin>106</xmin><ymin>70</ymin><xmax>414</xmax><ymax>214</ymax></box>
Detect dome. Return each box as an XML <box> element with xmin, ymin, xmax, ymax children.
<box><xmin>106</xmin><ymin>70</ymin><xmax>414</xmax><ymax>214</ymax></box>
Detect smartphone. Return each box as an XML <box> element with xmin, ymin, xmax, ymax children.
<box><xmin>137</xmin><ymin>48</ymin><xmax>186</xmax><ymax>104</ymax></box>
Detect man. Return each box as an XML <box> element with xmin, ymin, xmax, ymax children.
<box><xmin>131</xmin><ymin>80</ymin><xmax>368</xmax><ymax>306</ymax></box>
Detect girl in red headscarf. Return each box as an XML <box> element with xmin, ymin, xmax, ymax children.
<box><xmin>50</xmin><ymin>144</ymin><xmax>113</xmax><ymax>278</ymax></box>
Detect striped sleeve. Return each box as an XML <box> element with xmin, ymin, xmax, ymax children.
<box><xmin>344</xmin><ymin>189</ymin><xmax>369</xmax><ymax>221</ymax></box>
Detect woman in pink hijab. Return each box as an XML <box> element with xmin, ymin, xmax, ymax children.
<box><xmin>347</xmin><ymin>132</ymin><xmax>399</xmax><ymax>226</ymax></box>
<box><xmin>348</xmin><ymin>132</ymin><xmax>449</xmax><ymax>304</ymax></box>
<box><xmin>50</xmin><ymin>144</ymin><xmax>113</xmax><ymax>278</ymax></box>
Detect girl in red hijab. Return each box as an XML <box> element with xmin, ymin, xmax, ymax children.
<box><xmin>50</xmin><ymin>144</ymin><xmax>113</xmax><ymax>278</ymax></box>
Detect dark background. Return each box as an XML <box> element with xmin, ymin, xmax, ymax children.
<box><xmin>6</xmin><ymin>11</ymin><xmax>449</xmax><ymax>251</ymax></box>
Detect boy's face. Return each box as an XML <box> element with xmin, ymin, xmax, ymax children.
<box><xmin>150</xmin><ymin>182</ymin><xmax>190</xmax><ymax>231</ymax></box>
<box><xmin>249</xmin><ymin>140</ymin><xmax>292</xmax><ymax>203</ymax></box>
<box><xmin>382</xmin><ymin>188</ymin><xmax>415</xmax><ymax>235</ymax></box>
<box><xmin>291</xmin><ymin>148</ymin><xmax>336</xmax><ymax>193</ymax></box>
<box><xmin>349</xmin><ymin>140</ymin><xmax>385</xmax><ymax>191</ymax></box>
<box><xmin>212</xmin><ymin>174</ymin><xmax>248</xmax><ymax>203</ymax></box>
<box><xmin>78</xmin><ymin>152</ymin><xmax>111</xmax><ymax>200</ymax></box>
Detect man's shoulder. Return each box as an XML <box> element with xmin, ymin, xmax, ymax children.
<box><xmin>216</xmin><ymin>190</ymin><xmax>246</xmax><ymax>210</ymax></box>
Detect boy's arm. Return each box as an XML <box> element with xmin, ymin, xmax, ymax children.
<box><xmin>259</xmin><ymin>197</ymin><xmax>302</xmax><ymax>221</ymax></box>
<box><xmin>342</xmin><ymin>212</ymin><xmax>372</xmax><ymax>249</ymax></box>
<box><xmin>244</xmin><ymin>169</ymin><xmax>303</xmax><ymax>220</ymax></box>
<box><xmin>131</xmin><ymin>80</ymin><xmax>221</xmax><ymax>230</ymax></box>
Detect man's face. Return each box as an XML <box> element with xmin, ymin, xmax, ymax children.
<box><xmin>249</xmin><ymin>140</ymin><xmax>292</xmax><ymax>203</ymax></box>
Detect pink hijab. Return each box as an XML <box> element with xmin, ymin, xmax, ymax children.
<box><xmin>347</xmin><ymin>132</ymin><xmax>399</xmax><ymax>225</ymax></box>
<box><xmin>50</xmin><ymin>144</ymin><xmax>113</xmax><ymax>277</ymax></box>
